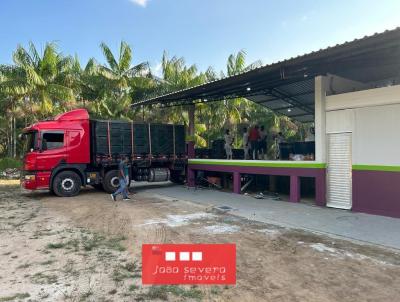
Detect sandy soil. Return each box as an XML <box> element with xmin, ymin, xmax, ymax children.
<box><xmin>1</xmin><ymin>180</ymin><xmax>400</xmax><ymax>302</ymax></box>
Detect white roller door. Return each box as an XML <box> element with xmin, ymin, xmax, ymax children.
<box><xmin>327</xmin><ymin>132</ymin><xmax>352</xmax><ymax>209</ymax></box>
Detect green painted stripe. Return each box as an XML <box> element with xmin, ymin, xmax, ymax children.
<box><xmin>188</xmin><ymin>159</ymin><xmax>326</xmax><ymax>169</ymax></box>
<box><xmin>353</xmin><ymin>164</ymin><xmax>400</xmax><ymax>172</ymax></box>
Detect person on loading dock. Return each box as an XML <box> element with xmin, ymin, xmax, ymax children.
<box><xmin>275</xmin><ymin>132</ymin><xmax>285</xmax><ymax>159</ymax></box>
<box><xmin>249</xmin><ymin>125</ymin><xmax>260</xmax><ymax>160</ymax></box>
<box><xmin>111</xmin><ymin>155</ymin><xmax>130</xmax><ymax>201</ymax></box>
<box><xmin>242</xmin><ymin>127</ymin><xmax>250</xmax><ymax>159</ymax></box>
<box><xmin>224</xmin><ymin>129</ymin><xmax>234</xmax><ymax>160</ymax></box>
<box><xmin>258</xmin><ymin>125</ymin><xmax>267</xmax><ymax>159</ymax></box>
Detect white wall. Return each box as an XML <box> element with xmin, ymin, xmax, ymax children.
<box><xmin>353</xmin><ymin>104</ymin><xmax>400</xmax><ymax>165</ymax></box>
<box><xmin>325</xmin><ymin>74</ymin><xmax>368</xmax><ymax>96</ymax></box>
<box><xmin>326</xmin><ymin>84</ymin><xmax>400</xmax><ymax>111</ymax></box>
<box><xmin>325</xmin><ymin>84</ymin><xmax>400</xmax><ymax>166</ymax></box>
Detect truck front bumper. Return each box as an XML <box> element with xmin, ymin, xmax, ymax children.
<box><xmin>20</xmin><ymin>171</ymin><xmax>51</xmax><ymax>190</ymax></box>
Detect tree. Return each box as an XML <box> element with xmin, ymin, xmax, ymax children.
<box><xmin>197</xmin><ymin>50</ymin><xmax>263</xmax><ymax>147</ymax></box>
<box><xmin>0</xmin><ymin>42</ymin><xmax>77</xmax><ymax>119</ymax></box>
<box><xmin>0</xmin><ymin>42</ymin><xmax>78</xmax><ymax>157</ymax></box>
<box><xmin>88</xmin><ymin>41</ymin><xmax>153</xmax><ymax>119</ymax></box>
<box><xmin>140</xmin><ymin>52</ymin><xmax>214</xmax><ymax>146</ymax></box>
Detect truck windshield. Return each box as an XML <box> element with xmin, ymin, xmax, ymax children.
<box><xmin>22</xmin><ymin>131</ymin><xmax>38</xmax><ymax>154</ymax></box>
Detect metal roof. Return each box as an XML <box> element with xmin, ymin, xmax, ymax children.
<box><xmin>132</xmin><ymin>27</ymin><xmax>400</xmax><ymax>122</ymax></box>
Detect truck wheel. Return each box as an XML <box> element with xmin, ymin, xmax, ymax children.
<box><xmin>170</xmin><ymin>170</ymin><xmax>185</xmax><ymax>184</ymax></box>
<box><xmin>103</xmin><ymin>170</ymin><xmax>120</xmax><ymax>193</ymax></box>
<box><xmin>53</xmin><ymin>171</ymin><xmax>82</xmax><ymax>197</ymax></box>
<box><xmin>103</xmin><ymin>170</ymin><xmax>132</xmax><ymax>193</ymax></box>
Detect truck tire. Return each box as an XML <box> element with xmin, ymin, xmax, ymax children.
<box><xmin>53</xmin><ymin>171</ymin><xmax>82</xmax><ymax>197</ymax></box>
<box><xmin>170</xmin><ymin>170</ymin><xmax>185</xmax><ymax>184</ymax></box>
<box><xmin>103</xmin><ymin>170</ymin><xmax>132</xmax><ymax>193</ymax></box>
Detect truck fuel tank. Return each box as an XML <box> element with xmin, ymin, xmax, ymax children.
<box><xmin>148</xmin><ymin>168</ymin><xmax>170</xmax><ymax>182</ymax></box>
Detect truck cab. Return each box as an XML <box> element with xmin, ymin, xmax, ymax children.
<box><xmin>21</xmin><ymin>109</ymin><xmax>90</xmax><ymax>195</ymax></box>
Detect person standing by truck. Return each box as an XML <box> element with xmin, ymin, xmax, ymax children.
<box><xmin>111</xmin><ymin>156</ymin><xmax>131</xmax><ymax>201</ymax></box>
<box><xmin>224</xmin><ymin>129</ymin><xmax>234</xmax><ymax>160</ymax></box>
<box><xmin>249</xmin><ymin>125</ymin><xmax>260</xmax><ymax>160</ymax></box>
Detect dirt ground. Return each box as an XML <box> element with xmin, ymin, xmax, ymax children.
<box><xmin>1</xmin><ymin>180</ymin><xmax>400</xmax><ymax>302</ymax></box>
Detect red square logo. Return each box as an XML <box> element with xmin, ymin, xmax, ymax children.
<box><xmin>142</xmin><ymin>244</ymin><xmax>236</xmax><ymax>285</ymax></box>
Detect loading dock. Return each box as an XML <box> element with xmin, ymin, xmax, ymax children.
<box><xmin>133</xmin><ymin>28</ymin><xmax>400</xmax><ymax>218</ymax></box>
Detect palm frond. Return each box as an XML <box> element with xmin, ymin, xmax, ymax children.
<box><xmin>13</xmin><ymin>45</ymin><xmax>34</xmax><ymax>67</ymax></box>
<box><xmin>127</xmin><ymin>62</ymin><xmax>151</xmax><ymax>77</ymax></box>
<box><xmin>100</xmin><ymin>42</ymin><xmax>119</xmax><ymax>72</ymax></box>
<box><xmin>118</xmin><ymin>41</ymin><xmax>132</xmax><ymax>72</ymax></box>
<box><xmin>28</xmin><ymin>42</ymin><xmax>41</xmax><ymax>66</ymax></box>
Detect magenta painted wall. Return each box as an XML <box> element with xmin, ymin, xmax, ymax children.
<box><xmin>353</xmin><ymin>170</ymin><xmax>400</xmax><ymax>218</ymax></box>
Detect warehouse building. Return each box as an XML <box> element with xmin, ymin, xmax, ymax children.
<box><xmin>133</xmin><ymin>28</ymin><xmax>400</xmax><ymax>218</ymax></box>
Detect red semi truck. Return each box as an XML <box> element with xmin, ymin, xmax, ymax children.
<box><xmin>20</xmin><ymin>109</ymin><xmax>187</xmax><ymax>197</ymax></box>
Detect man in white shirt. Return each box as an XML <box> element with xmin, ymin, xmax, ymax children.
<box><xmin>242</xmin><ymin>127</ymin><xmax>249</xmax><ymax>159</ymax></box>
<box><xmin>305</xmin><ymin>127</ymin><xmax>315</xmax><ymax>142</ymax></box>
<box><xmin>224</xmin><ymin>129</ymin><xmax>234</xmax><ymax>160</ymax></box>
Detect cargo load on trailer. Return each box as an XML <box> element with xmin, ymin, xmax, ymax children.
<box><xmin>20</xmin><ymin>109</ymin><xmax>187</xmax><ymax>197</ymax></box>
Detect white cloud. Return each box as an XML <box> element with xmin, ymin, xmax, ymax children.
<box><xmin>129</xmin><ymin>0</ymin><xmax>149</xmax><ymax>7</ymax></box>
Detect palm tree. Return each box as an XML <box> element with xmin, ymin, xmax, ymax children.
<box><xmin>144</xmin><ymin>52</ymin><xmax>214</xmax><ymax>146</ymax></box>
<box><xmin>0</xmin><ymin>42</ymin><xmax>77</xmax><ymax>119</ymax></box>
<box><xmin>90</xmin><ymin>41</ymin><xmax>153</xmax><ymax>118</ymax></box>
<box><xmin>199</xmin><ymin>50</ymin><xmax>262</xmax><ymax>147</ymax></box>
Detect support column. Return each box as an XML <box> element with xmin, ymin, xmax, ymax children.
<box><xmin>187</xmin><ymin>104</ymin><xmax>195</xmax><ymax>159</ymax></box>
<box><xmin>269</xmin><ymin>175</ymin><xmax>277</xmax><ymax>192</ymax></box>
<box><xmin>289</xmin><ymin>175</ymin><xmax>300</xmax><ymax>202</ymax></box>
<box><xmin>315</xmin><ymin>171</ymin><xmax>326</xmax><ymax>206</ymax></box>
<box><xmin>187</xmin><ymin>168</ymin><xmax>195</xmax><ymax>188</ymax></box>
<box><xmin>314</xmin><ymin>76</ymin><xmax>327</xmax><ymax>163</ymax></box>
<box><xmin>233</xmin><ymin>172</ymin><xmax>241</xmax><ymax>194</ymax></box>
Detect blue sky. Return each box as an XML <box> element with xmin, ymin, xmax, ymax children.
<box><xmin>1</xmin><ymin>0</ymin><xmax>400</xmax><ymax>75</ymax></box>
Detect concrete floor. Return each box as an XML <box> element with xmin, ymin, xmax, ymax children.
<box><xmin>133</xmin><ymin>182</ymin><xmax>400</xmax><ymax>250</ymax></box>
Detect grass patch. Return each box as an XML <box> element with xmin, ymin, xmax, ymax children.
<box><xmin>111</xmin><ymin>267</ymin><xmax>133</xmax><ymax>284</ymax></box>
<box><xmin>44</xmin><ymin>232</ymin><xmax>126</xmax><ymax>254</ymax></box>
<box><xmin>30</xmin><ymin>272</ymin><xmax>58</xmax><ymax>284</ymax></box>
<box><xmin>122</xmin><ymin>262</ymin><xmax>136</xmax><ymax>272</ymax></box>
<box><xmin>0</xmin><ymin>293</ymin><xmax>30</xmax><ymax>301</ymax></box>
<box><xmin>46</xmin><ymin>242</ymin><xmax>65</xmax><ymax>249</ymax></box>
<box><xmin>128</xmin><ymin>284</ymin><xmax>139</xmax><ymax>291</ymax></box>
<box><xmin>137</xmin><ymin>286</ymin><xmax>203</xmax><ymax>301</ymax></box>
<box><xmin>39</xmin><ymin>260</ymin><xmax>55</xmax><ymax>266</ymax></box>
<box><xmin>81</xmin><ymin>233</ymin><xmax>126</xmax><ymax>252</ymax></box>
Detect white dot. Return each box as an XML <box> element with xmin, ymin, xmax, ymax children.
<box><xmin>165</xmin><ymin>252</ymin><xmax>175</xmax><ymax>261</ymax></box>
<box><xmin>179</xmin><ymin>252</ymin><xmax>190</xmax><ymax>261</ymax></box>
<box><xmin>192</xmin><ymin>252</ymin><xmax>202</xmax><ymax>261</ymax></box>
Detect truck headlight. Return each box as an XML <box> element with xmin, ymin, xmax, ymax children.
<box><xmin>24</xmin><ymin>175</ymin><xmax>36</xmax><ymax>181</ymax></box>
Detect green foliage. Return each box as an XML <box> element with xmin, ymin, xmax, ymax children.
<box><xmin>0</xmin><ymin>293</ymin><xmax>30</xmax><ymax>302</ymax></box>
<box><xmin>0</xmin><ymin>42</ymin><xmax>305</xmax><ymax>157</ymax></box>
<box><xmin>137</xmin><ymin>285</ymin><xmax>203</xmax><ymax>301</ymax></box>
<box><xmin>0</xmin><ymin>157</ymin><xmax>22</xmax><ymax>170</ymax></box>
